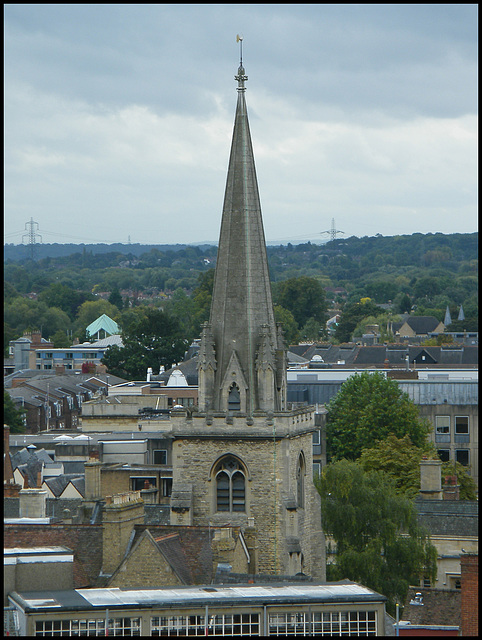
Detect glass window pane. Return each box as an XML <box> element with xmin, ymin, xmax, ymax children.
<box><xmin>455</xmin><ymin>416</ymin><xmax>469</xmax><ymax>434</ymax></box>
<box><xmin>435</xmin><ymin>416</ymin><xmax>450</xmax><ymax>433</ymax></box>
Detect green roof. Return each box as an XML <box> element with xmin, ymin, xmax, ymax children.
<box><xmin>85</xmin><ymin>314</ymin><xmax>119</xmax><ymax>337</ymax></box>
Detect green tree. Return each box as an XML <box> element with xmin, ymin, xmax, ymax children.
<box><xmin>440</xmin><ymin>460</ymin><xmax>478</xmax><ymax>501</ymax></box>
<box><xmin>396</xmin><ymin>293</ymin><xmax>412</xmax><ymax>314</ymax></box>
<box><xmin>334</xmin><ymin>299</ymin><xmax>381</xmax><ymax>343</ymax></box>
<box><xmin>50</xmin><ymin>329</ymin><xmax>73</xmax><ymax>348</ymax></box>
<box><xmin>4</xmin><ymin>391</ymin><xmax>26</xmax><ymax>434</ymax></box>
<box><xmin>191</xmin><ymin>269</ymin><xmax>215</xmax><ymax>329</ymax></box>
<box><xmin>315</xmin><ymin>459</ymin><xmax>437</xmax><ymax>615</ymax></box>
<box><xmin>41</xmin><ymin>307</ymin><xmax>72</xmax><ymax>340</ymax></box>
<box><xmin>164</xmin><ymin>288</ymin><xmax>197</xmax><ymax>342</ymax></box>
<box><xmin>108</xmin><ymin>286</ymin><xmax>124</xmax><ymax>311</ymax></box>
<box><xmin>38</xmin><ymin>282</ymin><xmax>94</xmax><ymax>319</ymax></box>
<box><xmin>326</xmin><ymin>371</ymin><xmax>431</xmax><ymax>461</ymax></box>
<box><xmin>273</xmin><ymin>305</ymin><xmax>300</xmax><ymax>345</ymax></box>
<box><xmin>102</xmin><ymin>307</ymin><xmax>188</xmax><ymax>380</ymax></box>
<box><xmin>300</xmin><ymin>317</ymin><xmax>324</xmax><ymax>341</ymax></box>
<box><xmin>273</xmin><ymin>276</ymin><xmax>327</xmax><ymax>329</ymax></box>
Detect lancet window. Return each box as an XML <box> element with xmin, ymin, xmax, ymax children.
<box><xmin>215</xmin><ymin>456</ymin><xmax>246</xmax><ymax>512</ymax></box>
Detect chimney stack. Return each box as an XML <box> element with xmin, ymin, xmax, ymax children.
<box><xmin>461</xmin><ymin>553</ymin><xmax>478</xmax><ymax>636</ymax></box>
<box><xmin>19</xmin><ymin>488</ymin><xmax>48</xmax><ymax>518</ymax></box>
<box><xmin>442</xmin><ymin>475</ymin><xmax>460</xmax><ymax>501</ymax></box>
<box><xmin>419</xmin><ymin>458</ymin><xmax>443</xmax><ymax>500</ymax></box>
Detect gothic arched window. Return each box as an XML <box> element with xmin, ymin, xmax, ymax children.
<box><xmin>228</xmin><ymin>383</ymin><xmax>240</xmax><ymax>412</ymax></box>
<box><xmin>215</xmin><ymin>456</ymin><xmax>246</xmax><ymax>512</ymax></box>
<box><xmin>297</xmin><ymin>453</ymin><xmax>305</xmax><ymax>509</ymax></box>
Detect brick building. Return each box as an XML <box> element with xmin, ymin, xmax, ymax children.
<box><xmin>461</xmin><ymin>553</ymin><xmax>478</xmax><ymax>636</ymax></box>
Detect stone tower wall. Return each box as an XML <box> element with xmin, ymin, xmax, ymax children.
<box><xmin>170</xmin><ymin>413</ymin><xmax>325</xmax><ymax>579</ymax></box>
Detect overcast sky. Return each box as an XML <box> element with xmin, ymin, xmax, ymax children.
<box><xmin>4</xmin><ymin>4</ymin><xmax>478</xmax><ymax>246</ymax></box>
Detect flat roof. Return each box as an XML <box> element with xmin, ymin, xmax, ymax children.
<box><xmin>10</xmin><ymin>582</ymin><xmax>386</xmax><ymax>613</ymax></box>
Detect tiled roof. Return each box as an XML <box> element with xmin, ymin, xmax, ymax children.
<box><xmin>3</xmin><ymin>523</ymin><xmax>103</xmax><ymax>587</ymax></box>
<box><xmin>156</xmin><ymin>357</ymin><xmax>199</xmax><ymax>386</ymax></box>
<box><xmin>43</xmin><ymin>474</ymin><xmax>85</xmax><ymax>498</ymax></box>
<box><xmin>129</xmin><ymin>525</ymin><xmax>217</xmax><ymax>584</ymax></box>
<box><xmin>11</xmin><ymin>447</ymin><xmax>54</xmax><ymax>470</ymax></box>
<box><xmin>415</xmin><ymin>499</ymin><xmax>478</xmax><ymax>536</ymax></box>
<box><xmin>395</xmin><ymin>316</ymin><xmax>443</xmax><ymax>335</ymax></box>
<box><xmin>155</xmin><ymin>533</ymin><xmax>194</xmax><ymax>584</ymax></box>
<box><xmin>401</xmin><ymin>586</ymin><xmax>461</xmax><ymax>627</ymax></box>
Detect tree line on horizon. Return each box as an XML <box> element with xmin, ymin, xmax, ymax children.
<box><xmin>4</xmin><ymin>231</ymin><xmax>478</xmax><ymax>356</ymax></box>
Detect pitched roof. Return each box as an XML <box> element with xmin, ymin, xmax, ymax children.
<box><xmin>154</xmin><ymin>533</ymin><xmax>194</xmax><ymax>584</ymax></box>
<box><xmin>395</xmin><ymin>316</ymin><xmax>444</xmax><ymax>335</ymax></box>
<box><xmin>157</xmin><ymin>357</ymin><xmax>199</xmax><ymax>386</ymax></box>
<box><xmin>85</xmin><ymin>314</ymin><xmax>119</xmax><ymax>338</ymax></box>
<box><xmin>128</xmin><ymin>525</ymin><xmax>216</xmax><ymax>584</ymax></box>
<box><xmin>43</xmin><ymin>474</ymin><xmax>85</xmax><ymax>498</ymax></box>
<box><xmin>401</xmin><ymin>586</ymin><xmax>461</xmax><ymax>627</ymax></box>
<box><xmin>11</xmin><ymin>447</ymin><xmax>54</xmax><ymax>470</ymax></box>
<box><xmin>415</xmin><ymin>498</ymin><xmax>478</xmax><ymax>537</ymax></box>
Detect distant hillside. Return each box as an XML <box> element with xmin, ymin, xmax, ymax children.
<box><xmin>3</xmin><ymin>242</ymin><xmax>218</xmax><ymax>262</ymax></box>
<box><xmin>4</xmin><ymin>232</ymin><xmax>477</xmax><ymax>264</ymax></box>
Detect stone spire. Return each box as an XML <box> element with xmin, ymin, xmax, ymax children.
<box><xmin>198</xmin><ymin>44</ymin><xmax>286</xmax><ymax>416</ymax></box>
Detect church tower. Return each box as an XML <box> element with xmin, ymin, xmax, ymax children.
<box><xmin>170</xmin><ymin>42</ymin><xmax>325</xmax><ymax>580</ymax></box>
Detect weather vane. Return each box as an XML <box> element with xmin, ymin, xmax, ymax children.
<box><xmin>236</xmin><ymin>34</ymin><xmax>243</xmax><ymax>64</ymax></box>
<box><xmin>235</xmin><ymin>34</ymin><xmax>247</xmax><ymax>91</ymax></box>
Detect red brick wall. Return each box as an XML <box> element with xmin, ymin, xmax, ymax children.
<box><xmin>461</xmin><ymin>553</ymin><xmax>478</xmax><ymax>637</ymax></box>
<box><xmin>4</xmin><ymin>524</ymin><xmax>103</xmax><ymax>587</ymax></box>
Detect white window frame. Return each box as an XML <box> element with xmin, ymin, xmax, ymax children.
<box><xmin>435</xmin><ymin>416</ymin><xmax>450</xmax><ymax>435</ymax></box>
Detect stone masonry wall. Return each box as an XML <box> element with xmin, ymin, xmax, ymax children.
<box><xmin>108</xmin><ymin>532</ymin><xmax>183</xmax><ymax>589</ymax></box>
<box><xmin>170</xmin><ymin>415</ymin><xmax>325</xmax><ymax>579</ymax></box>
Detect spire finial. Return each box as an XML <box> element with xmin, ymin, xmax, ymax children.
<box><xmin>235</xmin><ymin>34</ymin><xmax>248</xmax><ymax>91</ymax></box>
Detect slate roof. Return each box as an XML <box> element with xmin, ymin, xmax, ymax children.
<box><xmin>7</xmin><ymin>386</ymin><xmax>44</xmax><ymax>407</ymax></box>
<box><xmin>43</xmin><ymin>474</ymin><xmax>85</xmax><ymax>498</ymax></box>
<box><xmin>4</xmin><ymin>371</ymin><xmax>127</xmax><ymax>391</ymax></box>
<box><xmin>10</xmin><ymin>447</ymin><xmax>54</xmax><ymax>470</ymax></box>
<box><xmin>415</xmin><ymin>499</ymin><xmax>478</xmax><ymax>537</ymax></box>
<box><xmin>393</xmin><ymin>315</ymin><xmax>443</xmax><ymax>335</ymax></box>
<box><xmin>3</xmin><ymin>523</ymin><xmax>102</xmax><ymax>587</ymax></box>
<box><xmin>127</xmin><ymin>525</ymin><xmax>220</xmax><ymax>584</ymax></box>
<box><xmin>155</xmin><ymin>357</ymin><xmax>199</xmax><ymax>386</ymax></box>
<box><xmin>401</xmin><ymin>586</ymin><xmax>461</xmax><ymax>627</ymax></box>
<box><xmin>14</xmin><ymin>458</ymin><xmax>43</xmax><ymax>488</ymax></box>
<box><xmin>351</xmin><ymin>345</ymin><xmax>478</xmax><ymax>367</ymax></box>
<box><xmin>154</xmin><ymin>532</ymin><xmax>194</xmax><ymax>584</ymax></box>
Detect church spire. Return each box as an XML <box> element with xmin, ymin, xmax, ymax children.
<box><xmin>198</xmin><ymin>41</ymin><xmax>286</xmax><ymax>416</ymax></box>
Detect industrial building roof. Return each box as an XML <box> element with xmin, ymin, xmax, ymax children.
<box><xmin>10</xmin><ymin>580</ymin><xmax>386</xmax><ymax>612</ymax></box>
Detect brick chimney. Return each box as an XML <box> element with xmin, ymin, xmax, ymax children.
<box><xmin>419</xmin><ymin>458</ymin><xmax>443</xmax><ymax>500</ymax></box>
<box><xmin>442</xmin><ymin>475</ymin><xmax>460</xmax><ymax>500</ymax></box>
<box><xmin>461</xmin><ymin>553</ymin><xmax>478</xmax><ymax>636</ymax></box>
